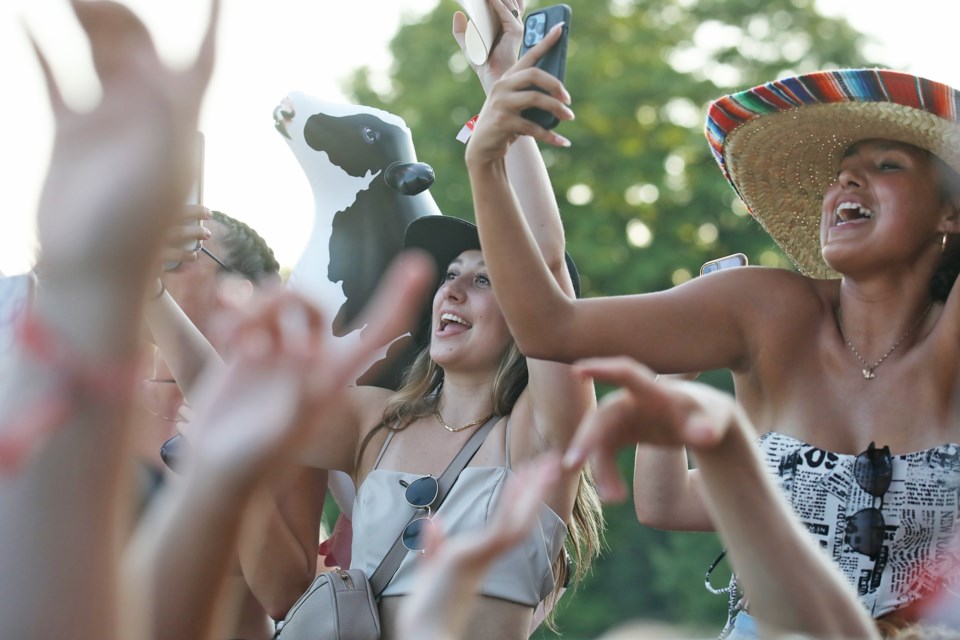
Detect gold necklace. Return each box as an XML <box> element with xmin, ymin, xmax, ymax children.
<box><xmin>836</xmin><ymin>303</ymin><xmax>932</xmax><ymax>380</ymax></box>
<box><xmin>433</xmin><ymin>405</ymin><xmax>494</xmax><ymax>433</ymax></box>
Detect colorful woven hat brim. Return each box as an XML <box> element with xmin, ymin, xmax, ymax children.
<box><xmin>706</xmin><ymin>69</ymin><xmax>960</xmax><ymax>279</ymax></box>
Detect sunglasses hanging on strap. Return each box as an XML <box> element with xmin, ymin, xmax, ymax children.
<box><xmin>369</xmin><ymin>414</ymin><xmax>500</xmax><ymax>593</ymax></box>
<box><xmin>275</xmin><ymin>415</ymin><xmax>500</xmax><ymax>640</ymax></box>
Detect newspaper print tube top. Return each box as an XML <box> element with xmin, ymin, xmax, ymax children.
<box><xmin>757</xmin><ymin>431</ymin><xmax>960</xmax><ymax>617</ymax></box>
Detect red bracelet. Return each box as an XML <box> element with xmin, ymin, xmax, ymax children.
<box><xmin>456</xmin><ymin>114</ymin><xmax>479</xmax><ymax>144</ymax></box>
<box><xmin>0</xmin><ymin>310</ymin><xmax>138</xmax><ymax>473</ymax></box>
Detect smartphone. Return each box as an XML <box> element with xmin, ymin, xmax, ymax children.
<box><xmin>700</xmin><ymin>252</ymin><xmax>748</xmax><ymax>276</ymax></box>
<box><xmin>164</xmin><ymin>132</ymin><xmax>205</xmax><ymax>270</ymax></box>
<box><xmin>456</xmin><ymin>0</ymin><xmax>499</xmax><ymax>65</ymax></box>
<box><xmin>518</xmin><ymin>4</ymin><xmax>571</xmax><ymax>130</ymax></box>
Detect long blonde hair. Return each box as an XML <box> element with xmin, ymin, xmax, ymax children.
<box><xmin>356</xmin><ymin>341</ymin><xmax>604</xmax><ymax>626</ymax></box>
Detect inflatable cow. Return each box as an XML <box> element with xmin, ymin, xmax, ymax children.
<box><xmin>273</xmin><ymin>94</ymin><xmax>441</xmax><ymax>390</ymax></box>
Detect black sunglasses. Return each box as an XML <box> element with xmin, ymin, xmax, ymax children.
<box><xmin>398</xmin><ymin>475</ymin><xmax>439</xmax><ymax>551</ymax></box>
<box><xmin>163</xmin><ymin>245</ymin><xmax>232</xmax><ymax>272</ymax></box>
<box><xmin>843</xmin><ymin>442</ymin><xmax>893</xmax><ymax>560</ymax></box>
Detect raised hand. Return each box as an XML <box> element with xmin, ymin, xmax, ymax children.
<box><xmin>563</xmin><ymin>357</ymin><xmax>741</xmax><ymax>501</ymax></box>
<box><xmin>464</xmin><ymin>21</ymin><xmax>573</xmax><ymax>164</ymax></box>
<box><xmin>31</xmin><ymin>0</ymin><xmax>218</xmax><ymax>287</ymax></box>
<box><xmin>159</xmin><ymin>205</ymin><xmax>213</xmax><ymax>269</ymax></box>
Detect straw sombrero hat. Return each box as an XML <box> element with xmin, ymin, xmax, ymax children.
<box><xmin>705</xmin><ymin>68</ymin><xmax>960</xmax><ymax>279</ymax></box>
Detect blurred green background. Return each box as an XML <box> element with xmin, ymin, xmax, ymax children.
<box><xmin>336</xmin><ymin>0</ymin><xmax>874</xmax><ymax>636</ymax></box>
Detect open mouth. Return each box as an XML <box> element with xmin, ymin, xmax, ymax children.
<box><xmin>438</xmin><ymin>312</ymin><xmax>471</xmax><ymax>332</ymax></box>
<box><xmin>835</xmin><ymin>202</ymin><xmax>874</xmax><ymax>226</ymax></box>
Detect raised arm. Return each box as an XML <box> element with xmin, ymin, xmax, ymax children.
<box><xmin>127</xmin><ymin>290</ymin><xmax>338</xmax><ymax>640</ymax></box>
<box><xmin>145</xmin><ymin>205</ymin><xmax>223</xmax><ymax>398</ymax></box>
<box><xmin>0</xmin><ymin>2</ymin><xmax>217</xmax><ymax>639</ymax></box>
<box><xmin>458</xmin><ymin>4</ymin><xmax>591</xmax><ymax>452</ymax></box>
<box><xmin>454</xmin><ymin>0</ymin><xmax>566</xmax><ymax>264</ymax></box>
<box><xmin>464</xmin><ymin>26</ymin><xmax>762</xmax><ymax>375</ymax></box>
<box><xmin>564</xmin><ymin>357</ymin><xmax>878</xmax><ymax>639</ymax></box>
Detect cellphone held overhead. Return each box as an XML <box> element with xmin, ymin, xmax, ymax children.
<box><xmin>518</xmin><ymin>4</ymin><xmax>571</xmax><ymax>130</ymax></box>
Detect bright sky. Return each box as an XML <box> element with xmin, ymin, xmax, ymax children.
<box><xmin>1</xmin><ymin>0</ymin><xmax>958</xmax><ymax>275</ymax></box>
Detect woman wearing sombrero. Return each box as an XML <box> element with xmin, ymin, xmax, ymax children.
<box><xmin>466</xmin><ymin>66</ymin><xmax>960</xmax><ymax>636</ymax></box>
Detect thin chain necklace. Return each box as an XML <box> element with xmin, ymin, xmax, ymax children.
<box><xmin>433</xmin><ymin>404</ymin><xmax>493</xmax><ymax>433</ymax></box>
<box><xmin>836</xmin><ymin>302</ymin><xmax>932</xmax><ymax>380</ymax></box>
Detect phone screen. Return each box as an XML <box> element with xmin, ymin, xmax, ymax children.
<box><xmin>700</xmin><ymin>253</ymin><xmax>748</xmax><ymax>276</ymax></box>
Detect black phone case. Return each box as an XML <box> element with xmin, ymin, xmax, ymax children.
<box><xmin>519</xmin><ymin>4</ymin><xmax>571</xmax><ymax>130</ymax></box>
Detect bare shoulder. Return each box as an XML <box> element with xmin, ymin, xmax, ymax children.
<box><xmin>700</xmin><ymin>265</ymin><xmax>821</xmax><ymax>292</ymax></box>
<box><xmin>695</xmin><ymin>266</ymin><xmax>830</xmax><ymax>312</ymax></box>
<box><xmin>348</xmin><ymin>385</ymin><xmax>394</xmax><ymax>430</ymax></box>
<box><xmin>327</xmin><ymin>384</ymin><xmax>396</xmax><ymax>443</ymax></box>
<box><xmin>688</xmin><ymin>268</ymin><xmax>836</xmax><ymax>360</ymax></box>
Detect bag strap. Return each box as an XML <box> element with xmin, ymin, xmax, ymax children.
<box><xmin>369</xmin><ymin>414</ymin><xmax>500</xmax><ymax>597</ymax></box>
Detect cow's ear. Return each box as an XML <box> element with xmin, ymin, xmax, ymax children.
<box><xmin>383</xmin><ymin>161</ymin><xmax>435</xmax><ymax>195</ymax></box>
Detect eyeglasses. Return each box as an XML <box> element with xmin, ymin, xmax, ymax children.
<box><xmin>163</xmin><ymin>245</ymin><xmax>232</xmax><ymax>272</ymax></box>
<box><xmin>843</xmin><ymin>441</ymin><xmax>893</xmax><ymax>560</ymax></box>
<box><xmin>399</xmin><ymin>475</ymin><xmax>439</xmax><ymax>551</ymax></box>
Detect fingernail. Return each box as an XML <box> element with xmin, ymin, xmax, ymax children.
<box><xmin>203</xmin><ymin>228</ymin><xmax>212</xmax><ymax>238</ymax></box>
<box><xmin>562</xmin><ymin>88</ymin><xmax>572</xmax><ymax>104</ymax></box>
<box><xmin>552</xmin><ymin>21</ymin><xmax>565</xmax><ymax>32</ymax></box>
<box><xmin>553</xmin><ymin>133</ymin><xmax>572</xmax><ymax>148</ymax></box>
<box><xmin>563</xmin><ymin>105</ymin><xmax>575</xmax><ymax>120</ymax></box>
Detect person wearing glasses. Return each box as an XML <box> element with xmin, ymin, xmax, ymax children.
<box><xmin>237</xmin><ymin>4</ymin><xmax>603</xmax><ymax>638</ymax></box>
<box><xmin>142</xmin><ymin>206</ymin><xmax>281</xmax><ymax>485</ymax></box>
<box><xmin>142</xmin><ymin>207</ymin><xmax>284</xmax><ymax>640</ymax></box>
<box><xmin>158</xmin><ymin>207</ymin><xmax>281</xmax><ymax>338</ymax></box>
<box><xmin>145</xmin><ymin>206</ymin><xmax>281</xmax><ymax>419</ymax></box>
<box><xmin>465</xmin><ymin>57</ymin><xmax>960</xmax><ymax>638</ymax></box>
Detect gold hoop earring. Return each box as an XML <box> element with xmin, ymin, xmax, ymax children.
<box><xmin>942</xmin><ymin>232</ymin><xmax>949</xmax><ymax>254</ymax></box>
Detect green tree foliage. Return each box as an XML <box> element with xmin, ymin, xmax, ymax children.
<box><xmin>345</xmin><ymin>1</ymin><xmax>875</xmax><ymax>636</ymax></box>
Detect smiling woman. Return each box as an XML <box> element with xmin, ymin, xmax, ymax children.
<box><xmin>465</xmin><ymin>59</ymin><xmax>960</xmax><ymax>636</ymax></box>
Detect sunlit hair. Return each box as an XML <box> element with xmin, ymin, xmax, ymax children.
<box><xmin>930</xmin><ymin>155</ymin><xmax>960</xmax><ymax>301</ymax></box>
<box><xmin>211</xmin><ymin>210</ymin><xmax>281</xmax><ymax>284</ymax></box>
<box><xmin>356</xmin><ymin>339</ymin><xmax>604</xmax><ymax>627</ymax></box>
